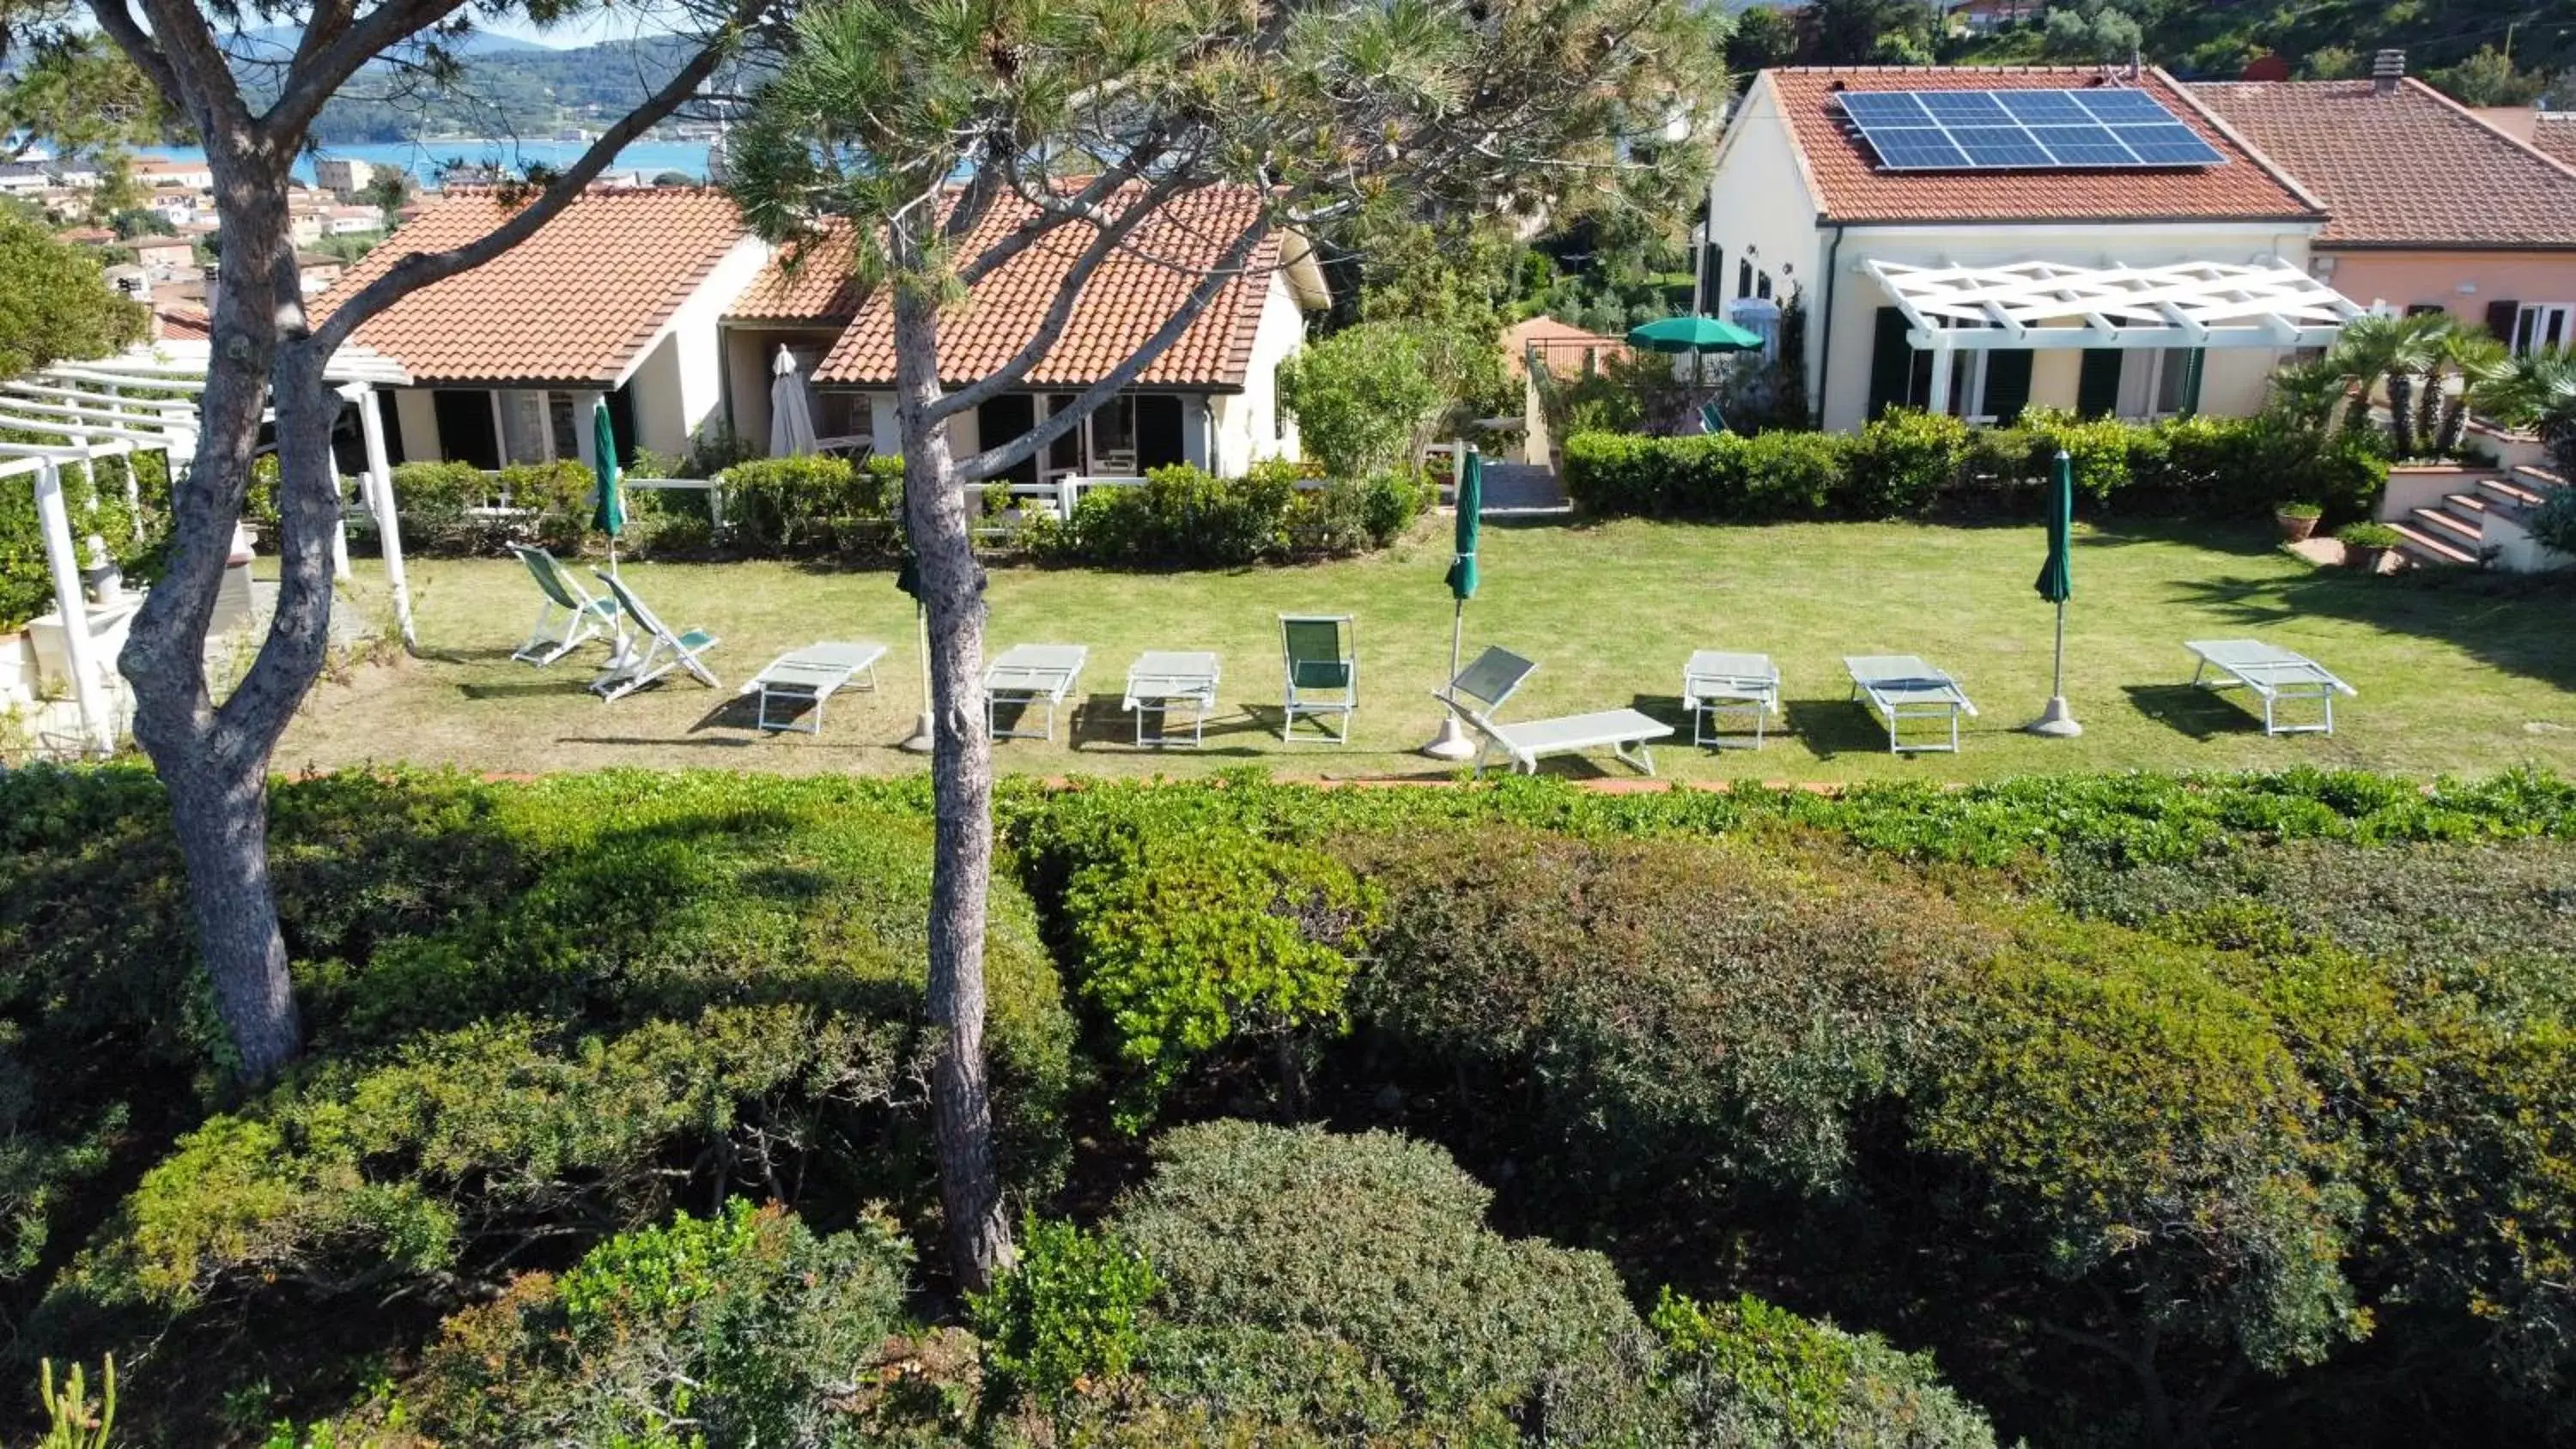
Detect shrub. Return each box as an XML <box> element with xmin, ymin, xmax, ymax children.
<box><xmin>1843</xmin><ymin>407</ymin><xmax>1970</xmax><ymax>516</ymax></box>
<box><xmin>2337</xmin><ymin>520</ymin><xmax>2403</xmax><ymax>549</ymax></box>
<box><xmin>1650</xmin><ymin>1290</ymin><xmax>1998</xmax><ymax>1449</ymax></box>
<box><xmin>0</xmin><ymin>452</ymin><xmax>164</xmax><ymax>632</ymax></box>
<box><xmin>1279</xmin><ymin>323</ymin><xmax>1447</xmax><ymax>478</ymax></box>
<box><xmin>718</xmin><ymin>452</ymin><xmax>902</xmax><ymax>556</ymax></box>
<box><xmin>1114</xmin><ymin>1120</ymin><xmax>1663</xmax><ymax>1441</ymax></box>
<box><xmin>1060</xmin><ymin>827</ymin><xmax>1382</xmax><ymax>1127</ymax></box>
<box><xmin>404</xmin><ymin>1201</ymin><xmax>922</xmax><ymax>1446</ymax></box>
<box><xmin>972</xmin><ymin>1216</ymin><xmax>1157</xmax><ymax>1403</ymax></box>
<box><xmin>2525</xmin><ymin>484</ymin><xmax>2576</xmax><ymax>557</ymax></box>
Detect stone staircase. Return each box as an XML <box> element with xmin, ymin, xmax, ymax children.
<box><xmin>2390</xmin><ymin>464</ymin><xmax>2567</xmax><ymax>569</ymax></box>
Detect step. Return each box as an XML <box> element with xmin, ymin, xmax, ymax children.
<box><xmin>2509</xmin><ymin>463</ymin><xmax>2567</xmax><ymax>494</ymax></box>
<box><xmin>2387</xmin><ymin>519</ymin><xmax>2477</xmax><ymax>566</ymax></box>
<box><xmin>2414</xmin><ymin>506</ymin><xmax>2482</xmax><ymax>545</ymax></box>
<box><xmin>2444</xmin><ymin>490</ymin><xmax>2493</xmax><ymax>515</ymax></box>
<box><xmin>2482</xmin><ymin>474</ymin><xmax>2548</xmax><ymax>509</ymax></box>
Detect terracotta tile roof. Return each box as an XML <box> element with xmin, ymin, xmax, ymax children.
<box><xmin>313</xmin><ymin>188</ymin><xmax>748</xmax><ymax>385</ymax></box>
<box><xmin>2533</xmin><ymin>115</ymin><xmax>2576</xmax><ymax>168</ymax></box>
<box><xmin>155</xmin><ymin>304</ymin><xmax>209</xmax><ymax>342</ymax></box>
<box><xmin>1757</xmin><ymin>66</ymin><xmax>2323</xmax><ymax>226</ymax></box>
<box><xmin>2195</xmin><ymin>78</ymin><xmax>2576</xmax><ymax>248</ymax></box>
<box><xmin>728</xmin><ymin>220</ymin><xmax>867</xmax><ymax>323</ymax></box>
<box><xmin>814</xmin><ymin>184</ymin><xmax>1286</xmax><ymax>390</ymax></box>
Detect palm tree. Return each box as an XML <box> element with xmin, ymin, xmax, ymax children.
<box><xmin>2379</xmin><ymin>313</ymin><xmax>2446</xmax><ymax>457</ymax></box>
<box><xmin>2485</xmin><ymin>347</ymin><xmax>2576</xmax><ymax>481</ymax></box>
<box><xmin>2433</xmin><ymin>330</ymin><xmax>2512</xmax><ymax>455</ymax></box>
<box><xmin>2264</xmin><ymin>353</ymin><xmax>2350</xmax><ymax>432</ymax></box>
<box><xmin>2324</xmin><ymin>313</ymin><xmax>2405</xmax><ymax>439</ymax></box>
<box><xmin>2411</xmin><ymin>316</ymin><xmax>2461</xmax><ymax>448</ymax></box>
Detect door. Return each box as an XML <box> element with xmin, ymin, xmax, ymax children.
<box><xmin>977</xmin><ymin>395</ymin><xmax>1039</xmax><ymax>486</ymax></box>
<box><xmin>432</xmin><ymin>389</ymin><xmax>501</xmax><ymax>469</ymax></box>
<box><xmin>1135</xmin><ymin>395</ymin><xmax>1187</xmax><ymax>471</ymax></box>
<box><xmin>2514</xmin><ymin>303</ymin><xmax>2574</xmax><ymax>355</ymax></box>
<box><xmin>1040</xmin><ymin>394</ymin><xmax>1083</xmax><ymax>486</ymax></box>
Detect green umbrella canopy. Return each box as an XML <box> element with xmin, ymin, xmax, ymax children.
<box><xmin>1626</xmin><ymin>315</ymin><xmax>1764</xmax><ymax>354</ymax></box>
<box><xmin>2034</xmin><ymin>450</ymin><xmax>2073</xmax><ymax>605</ymax></box>
<box><xmin>1443</xmin><ymin>450</ymin><xmax>1482</xmax><ymax>602</ymax></box>
<box><xmin>590</xmin><ymin>397</ymin><xmax>624</xmax><ymax>538</ymax></box>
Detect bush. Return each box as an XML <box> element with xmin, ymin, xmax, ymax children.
<box><xmin>0</xmin><ymin>452</ymin><xmax>166</xmax><ymax>632</ymax></box>
<box><xmin>1844</xmin><ymin>407</ymin><xmax>1971</xmax><ymax>516</ymax></box>
<box><xmin>1650</xmin><ymin>1289</ymin><xmax>1998</xmax><ymax>1449</ymax></box>
<box><xmin>1113</xmin><ymin>1120</ymin><xmax>1664</xmax><ymax>1441</ymax></box>
<box><xmin>2523</xmin><ymin>484</ymin><xmax>2576</xmax><ymax>557</ymax></box>
<box><xmin>1037</xmin><ymin>459</ymin><xmax>1423</xmax><ymax>567</ymax></box>
<box><xmin>972</xmin><ymin>1216</ymin><xmax>1157</xmax><ymax>1402</ymax></box>
<box><xmin>718</xmin><ymin>452</ymin><xmax>904</xmax><ymax>557</ymax></box>
<box><xmin>1279</xmin><ymin>323</ymin><xmax>1447</xmax><ymax>479</ymax></box>
<box><xmin>2337</xmin><ymin>520</ymin><xmax>2403</xmax><ymax>549</ymax></box>
<box><xmin>404</xmin><ymin>1201</ymin><xmax>925</xmax><ymax>1446</ymax></box>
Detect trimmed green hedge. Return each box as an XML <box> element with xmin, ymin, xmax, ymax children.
<box><xmin>1028</xmin><ymin>460</ymin><xmax>1432</xmax><ymax>567</ymax></box>
<box><xmin>1562</xmin><ymin>409</ymin><xmax>2390</xmax><ymax>524</ymax></box>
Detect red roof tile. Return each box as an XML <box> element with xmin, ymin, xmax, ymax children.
<box><xmin>2533</xmin><ymin>115</ymin><xmax>2576</xmax><ymax>169</ymax></box>
<box><xmin>1759</xmin><ymin>65</ymin><xmax>2323</xmax><ymax>226</ymax></box>
<box><xmin>2195</xmin><ymin>78</ymin><xmax>2576</xmax><ymax>248</ymax></box>
<box><xmin>814</xmin><ymin>185</ymin><xmax>1285</xmax><ymax>390</ymax></box>
<box><xmin>313</xmin><ymin>188</ymin><xmax>748</xmax><ymax>385</ymax></box>
<box><xmin>728</xmin><ymin>221</ymin><xmax>867</xmax><ymax>323</ymax></box>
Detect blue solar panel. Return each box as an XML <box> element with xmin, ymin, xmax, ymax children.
<box><xmin>1838</xmin><ymin>87</ymin><xmax>2227</xmax><ymax>172</ymax></box>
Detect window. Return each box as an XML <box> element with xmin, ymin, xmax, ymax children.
<box><xmin>498</xmin><ymin>390</ymin><xmax>550</xmax><ymax>465</ymax></box>
<box><xmin>2115</xmin><ymin>349</ymin><xmax>2197</xmax><ymax>420</ymax></box>
<box><xmin>1738</xmin><ymin>258</ymin><xmax>1753</xmax><ymax>299</ymax></box>
<box><xmin>1754</xmin><ymin>270</ymin><xmax>1773</xmax><ymax>300</ymax></box>
<box><xmin>545</xmin><ymin>391</ymin><xmax>580</xmax><ymax>460</ymax></box>
<box><xmin>2514</xmin><ymin>303</ymin><xmax>2574</xmax><ymax>355</ymax></box>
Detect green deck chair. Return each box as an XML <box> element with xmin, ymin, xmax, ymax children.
<box><xmin>507</xmin><ymin>543</ymin><xmax>620</xmax><ymax>666</ymax></box>
<box><xmin>1279</xmin><ymin>613</ymin><xmax>1357</xmax><ymax>743</ymax></box>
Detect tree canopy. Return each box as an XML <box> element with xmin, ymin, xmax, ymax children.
<box><xmin>0</xmin><ymin>214</ymin><xmax>145</xmax><ymax>378</ymax></box>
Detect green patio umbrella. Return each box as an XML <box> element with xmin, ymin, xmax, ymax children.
<box><xmin>1424</xmin><ymin>447</ymin><xmax>1484</xmax><ymax>760</ymax></box>
<box><xmin>1625</xmin><ymin>314</ymin><xmax>1765</xmax><ymax>395</ymax></box>
<box><xmin>591</xmin><ymin>397</ymin><xmax>625</xmax><ymax>573</ymax></box>
<box><xmin>2026</xmin><ymin>449</ymin><xmax>2081</xmax><ymax>737</ymax></box>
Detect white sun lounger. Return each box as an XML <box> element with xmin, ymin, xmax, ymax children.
<box><xmin>1682</xmin><ymin>650</ymin><xmax>1781</xmax><ymax>749</ymax></box>
<box><xmin>1122</xmin><ymin>650</ymin><xmax>1220</xmax><ymax>748</ymax></box>
<box><xmin>1844</xmin><ymin>654</ymin><xmax>1977</xmax><ymax>754</ymax></box>
<box><xmin>739</xmin><ymin>641</ymin><xmax>886</xmax><ymax>734</ymax></box>
<box><xmin>590</xmin><ymin>571</ymin><xmax>721</xmax><ymax>701</ymax></box>
<box><xmin>1434</xmin><ymin>646</ymin><xmax>1671</xmax><ymax>777</ymax></box>
<box><xmin>507</xmin><ymin>544</ymin><xmax>620</xmax><ymax>666</ymax></box>
<box><xmin>2186</xmin><ymin>639</ymin><xmax>2356</xmax><ymax>736</ymax></box>
<box><xmin>986</xmin><ymin>643</ymin><xmax>1088</xmax><ymax>741</ymax></box>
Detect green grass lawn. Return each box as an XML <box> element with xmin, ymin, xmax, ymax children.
<box><xmin>275</xmin><ymin>517</ymin><xmax>2576</xmax><ymax>783</ymax></box>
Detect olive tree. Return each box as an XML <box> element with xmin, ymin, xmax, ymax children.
<box><xmin>722</xmin><ymin>0</ymin><xmax>1722</xmax><ymax>1287</ymax></box>
<box><xmin>76</xmin><ymin>0</ymin><xmax>780</xmax><ymax>1082</ymax></box>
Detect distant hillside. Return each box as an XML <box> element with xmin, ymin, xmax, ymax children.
<box><xmin>228</xmin><ymin>30</ymin><xmax>720</xmax><ymax>145</ymax></box>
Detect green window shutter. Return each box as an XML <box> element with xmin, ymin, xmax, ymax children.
<box><xmin>1983</xmin><ymin>349</ymin><xmax>2033</xmax><ymax>423</ymax></box>
<box><xmin>1867</xmin><ymin>307</ymin><xmax>1915</xmax><ymax>421</ymax></box>
<box><xmin>2178</xmin><ymin>348</ymin><xmax>2206</xmax><ymax>417</ymax></box>
<box><xmin>2075</xmin><ymin>349</ymin><xmax>2123</xmax><ymax>420</ymax></box>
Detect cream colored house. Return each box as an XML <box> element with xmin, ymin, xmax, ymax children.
<box><xmin>1700</xmin><ymin>65</ymin><xmax>2360</xmax><ymax>432</ymax></box>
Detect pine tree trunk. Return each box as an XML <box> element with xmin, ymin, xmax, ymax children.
<box><xmin>890</xmin><ymin>285</ymin><xmax>1013</xmax><ymax>1293</ymax></box>
<box><xmin>118</xmin><ymin>133</ymin><xmax>340</xmax><ymax>1083</ymax></box>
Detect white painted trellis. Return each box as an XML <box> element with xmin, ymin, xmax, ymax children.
<box><xmin>0</xmin><ymin>341</ymin><xmax>415</xmax><ymax>756</ymax></box>
<box><xmin>1861</xmin><ymin>258</ymin><xmax>2365</xmax><ymax>415</ymax></box>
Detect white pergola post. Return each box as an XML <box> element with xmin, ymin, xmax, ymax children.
<box><xmin>1924</xmin><ymin>336</ymin><xmax>1954</xmax><ymax>415</ymax></box>
<box><xmin>355</xmin><ymin>385</ymin><xmax>416</xmax><ymax>650</ymax></box>
<box><xmin>30</xmin><ymin>458</ymin><xmax>112</xmax><ymax>755</ymax></box>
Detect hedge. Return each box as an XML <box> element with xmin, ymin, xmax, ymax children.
<box><xmin>1561</xmin><ymin>409</ymin><xmax>2391</xmax><ymax>524</ymax></box>
<box><xmin>1027</xmin><ymin>460</ymin><xmax>1433</xmax><ymax>567</ymax></box>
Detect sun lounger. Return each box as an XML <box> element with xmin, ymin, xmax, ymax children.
<box><xmin>1844</xmin><ymin>654</ymin><xmax>1977</xmax><ymax>754</ymax></box>
<box><xmin>589</xmin><ymin>571</ymin><xmax>721</xmax><ymax>701</ymax></box>
<box><xmin>1280</xmin><ymin>615</ymin><xmax>1357</xmax><ymax>743</ymax></box>
<box><xmin>1434</xmin><ymin>646</ymin><xmax>1671</xmax><ymax>777</ymax></box>
<box><xmin>1682</xmin><ymin>650</ymin><xmax>1780</xmax><ymax>749</ymax></box>
<box><xmin>739</xmin><ymin>641</ymin><xmax>885</xmax><ymax>734</ymax></box>
<box><xmin>507</xmin><ymin>544</ymin><xmax>619</xmax><ymax>666</ymax></box>
<box><xmin>985</xmin><ymin>643</ymin><xmax>1088</xmax><ymax>741</ymax></box>
<box><xmin>2185</xmin><ymin>639</ymin><xmax>2356</xmax><ymax>736</ymax></box>
<box><xmin>1121</xmin><ymin>650</ymin><xmax>1219</xmax><ymax>748</ymax></box>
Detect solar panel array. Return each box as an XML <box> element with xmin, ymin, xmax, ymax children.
<box><xmin>1838</xmin><ymin>88</ymin><xmax>2229</xmax><ymax>172</ymax></box>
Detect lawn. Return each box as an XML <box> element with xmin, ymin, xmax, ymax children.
<box><xmin>276</xmin><ymin>517</ymin><xmax>2576</xmax><ymax>782</ymax></box>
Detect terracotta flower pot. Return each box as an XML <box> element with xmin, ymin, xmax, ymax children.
<box><xmin>2275</xmin><ymin>510</ymin><xmax>2322</xmax><ymax>543</ymax></box>
<box><xmin>2346</xmin><ymin>544</ymin><xmax>2390</xmax><ymax>573</ymax></box>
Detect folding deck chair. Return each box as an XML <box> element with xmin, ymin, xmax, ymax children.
<box><xmin>1280</xmin><ymin>615</ymin><xmax>1357</xmax><ymax>743</ymax></box>
<box><xmin>1434</xmin><ymin>646</ymin><xmax>1671</xmax><ymax>777</ymax></box>
<box><xmin>985</xmin><ymin>644</ymin><xmax>1088</xmax><ymax>741</ymax></box>
<box><xmin>1682</xmin><ymin>650</ymin><xmax>1780</xmax><ymax>749</ymax></box>
<box><xmin>739</xmin><ymin>641</ymin><xmax>886</xmax><ymax>734</ymax></box>
<box><xmin>2185</xmin><ymin>639</ymin><xmax>2356</xmax><ymax>736</ymax></box>
<box><xmin>1844</xmin><ymin>655</ymin><xmax>1978</xmax><ymax>754</ymax></box>
<box><xmin>507</xmin><ymin>544</ymin><xmax>620</xmax><ymax>665</ymax></box>
<box><xmin>1698</xmin><ymin>399</ymin><xmax>1729</xmax><ymax>436</ymax></box>
<box><xmin>589</xmin><ymin>571</ymin><xmax>722</xmax><ymax>702</ymax></box>
<box><xmin>1121</xmin><ymin>651</ymin><xmax>1220</xmax><ymax>748</ymax></box>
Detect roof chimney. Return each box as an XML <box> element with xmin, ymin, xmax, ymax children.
<box><xmin>2372</xmin><ymin>49</ymin><xmax>2405</xmax><ymax>94</ymax></box>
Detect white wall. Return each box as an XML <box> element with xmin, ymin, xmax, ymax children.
<box><xmin>1209</xmin><ymin>271</ymin><xmax>1309</xmax><ymax>474</ymax></box>
<box><xmin>1816</xmin><ymin>221</ymin><xmax>2324</xmax><ymax>431</ymax></box>
<box><xmin>1704</xmin><ymin>73</ymin><xmax>1827</xmax><ymax>380</ymax></box>
<box><xmin>617</xmin><ymin>235</ymin><xmax>773</xmax><ymax>458</ymax></box>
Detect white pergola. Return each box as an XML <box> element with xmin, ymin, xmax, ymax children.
<box><xmin>0</xmin><ymin>340</ymin><xmax>415</xmax><ymax>756</ymax></box>
<box><xmin>1860</xmin><ymin>258</ymin><xmax>2365</xmax><ymax>414</ymax></box>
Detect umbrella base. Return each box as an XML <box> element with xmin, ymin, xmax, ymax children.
<box><xmin>899</xmin><ymin>710</ymin><xmax>936</xmax><ymax>754</ymax></box>
<box><xmin>2024</xmin><ymin>696</ymin><xmax>2083</xmax><ymax>737</ymax></box>
<box><xmin>1421</xmin><ymin>716</ymin><xmax>1479</xmax><ymax>761</ymax></box>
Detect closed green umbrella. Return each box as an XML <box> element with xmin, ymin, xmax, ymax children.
<box><xmin>591</xmin><ymin>397</ymin><xmax>625</xmax><ymax>572</ymax></box>
<box><xmin>1424</xmin><ymin>447</ymin><xmax>1485</xmax><ymax>760</ymax></box>
<box><xmin>2026</xmin><ymin>450</ymin><xmax>2080</xmax><ymax>737</ymax></box>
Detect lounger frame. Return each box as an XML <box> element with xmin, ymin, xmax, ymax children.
<box><xmin>986</xmin><ymin>644</ymin><xmax>1088</xmax><ymax>741</ymax></box>
<box><xmin>507</xmin><ymin>544</ymin><xmax>619</xmax><ymax>666</ymax></box>
<box><xmin>1279</xmin><ymin>615</ymin><xmax>1357</xmax><ymax>743</ymax></box>
<box><xmin>1682</xmin><ymin>650</ymin><xmax>1780</xmax><ymax>749</ymax></box>
<box><xmin>1844</xmin><ymin>654</ymin><xmax>1977</xmax><ymax>755</ymax></box>
<box><xmin>1122</xmin><ymin>650</ymin><xmax>1220</xmax><ymax>748</ymax></box>
<box><xmin>2185</xmin><ymin>639</ymin><xmax>2356</xmax><ymax>737</ymax></box>
<box><xmin>591</xmin><ymin>571</ymin><xmax>721</xmax><ymax>701</ymax></box>
<box><xmin>743</xmin><ymin>642</ymin><xmax>885</xmax><ymax>735</ymax></box>
<box><xmin>1436</xmin><ymin>646</ymin><xmax>1670</xmax><ymax>778</ymax></box>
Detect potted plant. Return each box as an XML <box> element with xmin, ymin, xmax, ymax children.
<box><xmin>2336</xmin><ymin>521</ymin><xmax>2403</xmax><ymax>572</ymax></box>
<box><xmin>2275</xmin><ymin>500</ymin><xmax>2324</xmax><ymax>543</ymax></box>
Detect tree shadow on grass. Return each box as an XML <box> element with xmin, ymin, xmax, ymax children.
<box><xmin>2123</xmin><ymin>682</ymin><xmax>2252</xmax><ymax>742</ymax></box>
<box><xmin>2160</xmin><ymin>567</ymin><xmax>2576</xmax><ymax>694</ymax></box>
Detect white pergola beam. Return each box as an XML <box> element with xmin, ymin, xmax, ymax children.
<box><xmin>1862</xmin><ymin>257</ymin><xmax>2364</xmax><ymax>353</ymax></box>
